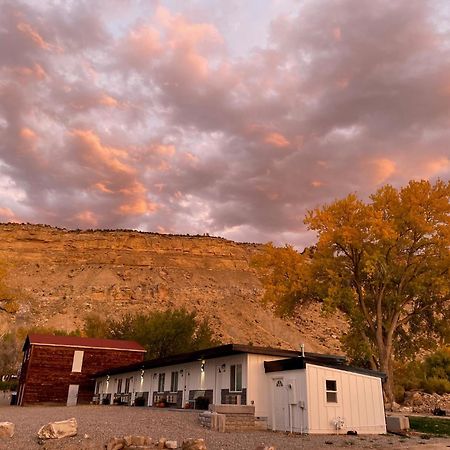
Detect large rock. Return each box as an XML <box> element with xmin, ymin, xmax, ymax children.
<box><xmin>37</xmin><ymin>418</ymin><xmax>78</xmax><ymax>439</ymax></box>
<box><xmin>0</xmin><ymin>422</ymin><xmax>15</xmax><ymax>438</ymax></box>
<box><xmin>182</xmin><ymin>438</ymin><xmax>207</xmax><ymax>450</ymax></box>
<box><xmin>165</xmin><ymin>441</ymin><xmax>178</xmax><ymax>449</ymax></box>
<box><xmin>386</xmin><ymin>415</ymin><xmax>409</xmax><ymax>433</ymax></box>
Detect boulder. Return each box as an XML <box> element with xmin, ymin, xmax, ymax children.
<box><xmin>0</xmin><ymin>422</ymin><xmax>15</xmax><ymax>438</ymax></box>
<box><xmin>386</xmin><ymin>415</ymin><xmax>409</xmax><ymax>433</ymax></box>
<box><xmin>158</xmin><ymin>437</ymin><xmax>167</xmax><ymax>449</ymax></box>
<box><xmin>106</xmin><ymin>437</ymin><xmax>125</xmax><ymax>450</ymax></box>
<box><xmin>182</xmin><ymin>438</ymin><xmax>207</xmax><ymax>450</ymax></box>
<box><xmin>37</xmin><ymin>418</ymin><xmax>78</xmax><ymax>439</ymax></box>
<box><xmin>165</xmin><ymin>440</ymin><xmax>178</xmax><ymax>449</ymax></box>
<box><xmin>255</xmin><ymin>446</ymin><xmax>276</xmax><ymax>450</ymax></box>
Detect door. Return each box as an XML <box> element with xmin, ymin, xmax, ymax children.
<box><xmin>272</xmin><ymin>378</ymin><xmax>289</xmax><ymax>431</ymax></box>
<box><xmin>67</xmin><ymin>384</ymin><xmax>79</xmax><ymax>406</ymax></box>
<box><xmin>182</xmin><ymin>371</ymin><xmax>190</xmax><ymax>407</ymax></box>
<box><xmin>214</xmin><ymin>365</ymin><xmax>226</xmax><ymax>404</ymax></box>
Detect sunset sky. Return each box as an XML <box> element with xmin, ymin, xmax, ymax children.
<box><xmin>0</xmin><ymin>0</ymin><xmax>449</xmax><ymax>247</ymax></box>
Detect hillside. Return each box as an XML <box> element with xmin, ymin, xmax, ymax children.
<box><xmin>0</xmin><ymin>223</ymin><xmax>346</xmax><ymax>353</ymax></box>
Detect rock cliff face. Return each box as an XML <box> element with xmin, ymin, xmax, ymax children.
<box><xmin>0</xmin><ymin>223</ymin><xmax>346</xmax><ymax>353</ymax></box>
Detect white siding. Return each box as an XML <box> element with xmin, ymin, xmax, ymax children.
<box><xmin>264</xmin><ymin>369</ymin><xmax>308</xmax><ymax>432</ymax></box>
<box><xmin>305</xmin><ymin>364</ymin><xmax>386</xmax><ymax>434</ymax></box>
<box><xmin>95</xmin><ymin>354</ymin><xmax>248</xmax><ymax>407</ymax></box>
<box><xmin>246</xmin><ymin>354</ymin><xmax>289</xmax><ymax>418</ymax></box>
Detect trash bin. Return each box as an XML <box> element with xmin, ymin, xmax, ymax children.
<box><xmin>10</xmin><ymin>392</ymin><xmax>17</xmax><ymax>405</ymax></box>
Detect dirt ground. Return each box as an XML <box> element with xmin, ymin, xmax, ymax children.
<box><xmin>1</xmin><ymin>405</ymin><xmax>450</xmax><ymax>450</ymax></box>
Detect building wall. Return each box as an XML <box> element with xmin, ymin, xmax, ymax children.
<box><xmin>263</xmin><ymin>368</ymin><xmax>308</xmax><ymax>432</ymax></box>
<box><xmin>19</xmin><ymin>345</ymin><xmax>144</xmax><ymax>406</ymax></box>
<box><xmin>246</xmin><ymin>354</ymin><xmax>286</xmax><ymax>419</ymax></box>
<box><xmin>305</xmin><ymin>364</ymin><xmax>386</xmax><ymax>434</ymax></box>
<box><xmin>96</xmin><ymin>354</ymin><xmax>248</xmax><ymax>408</ymax></box>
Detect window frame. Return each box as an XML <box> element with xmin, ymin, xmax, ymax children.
<box><xmin>325</xmin><ymin>379</ymin><xmax>338</xmax><ymax>403</ymax></box>
<box><xmin>170</xmin><ymin>371</ymin><xmax>178</xmax><ymax>393</ymax></box>
<box><xmin>158</xmin><ymin>373</ymin><xmax>165</xmax><ymax>393</ymax></box>
<box><xmin>71</xmin><ymin>350</ymin><xmax>84</xmax><ymax>373</ymax></box>
<box><xmin>229</xmin><ymin>364</ymin><xmax>243</xmax><ymax>393</ymax></box>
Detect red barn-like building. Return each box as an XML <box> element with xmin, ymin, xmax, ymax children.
<box><xmin>17</xmin><ymin>334</ymin><xmax>146</xmax><ymax>406</ymax></box>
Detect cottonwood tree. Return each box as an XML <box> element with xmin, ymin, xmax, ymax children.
<box><xmin>255</xmin><ymin>180</ymin><xmax>450</xmax><ymax>403</ymax></box>
<box><xmin>84</xmin><ymin>308</ymin><xmax>219</xmax><ymax>359</ymax></box>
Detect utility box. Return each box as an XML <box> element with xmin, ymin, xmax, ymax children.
<box><xmin>287</xmin><ymin>379</ymin><xmax>299</xmax><ymax>404</ymax></box>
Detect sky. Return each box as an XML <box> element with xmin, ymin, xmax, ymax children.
<box><xmin>0</xmin><ymin>0</ymin><xmax>449</xmax><ymax>248</ymax></box>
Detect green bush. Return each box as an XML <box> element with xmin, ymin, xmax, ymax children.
<box><xmin>394</xmin><ymin>346</ymin><xmax>450</xmax><ymax>396</ymax></box>
<box><xmin>422</xmin><ymin>377</ymin><xmax>450</xmax><ymax>395</ymax></box>
<box><xmin>0</xmin><ymin>380</ymin><xmax>18</xmax><ymax>391</ymax></box>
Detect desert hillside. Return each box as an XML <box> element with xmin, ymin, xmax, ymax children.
<box><xmin>0</xmin><ymin>223</ymin><xmax>346</xmax><ymax>353</ymax></box>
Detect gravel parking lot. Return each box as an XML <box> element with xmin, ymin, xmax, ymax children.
<box><xmin>0</xmin><ymin>405</ymin><xmax>449</xmax><ymax>450</ymax></box>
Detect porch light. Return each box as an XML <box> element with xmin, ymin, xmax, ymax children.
<box><xmin>140</xmin><ymin>369</ymin><xmax>145</xmax><ymax>379</ymax></box>
<box><xmin>200</xmin><ymin>361</ymin><xmax>205</xmax><ymax>372</ymax></box>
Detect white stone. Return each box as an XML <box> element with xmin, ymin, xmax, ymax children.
<box><xmin>37</xmin><ymin>417</ymin><xmax>78</xmax><ymax>439</ymax></box>
<box><xmin>165</xmin><ymin>440</ymin><xmax>178</xmax><ymax>449</ymax></box>
<box><xmin>0</xmin><ymin>422</ymin><xmax>15</xmax><ymax>438</ymax></box>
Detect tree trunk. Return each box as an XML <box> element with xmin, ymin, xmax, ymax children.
<box><xmin>380</xmin><ymin>354</ymin><xmax>395</xmax><ymax>406</ymax></box>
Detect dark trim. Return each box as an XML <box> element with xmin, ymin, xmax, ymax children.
<box><xmin>264</xmin><ymin>356</ymin><xmax>386</xmax><ymax>380</ymax></box>
<box><xmin>95</xmin><ymin>344</ymin><xmax>346</xmax><ymax>377</ymax></box>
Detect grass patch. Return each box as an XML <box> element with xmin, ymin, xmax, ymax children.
<box><xmin>408</xmin><ymin>416</ymin><xmax>450</xmax><ymax>437</ymax></box>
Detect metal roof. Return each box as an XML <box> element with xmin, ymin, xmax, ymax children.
<box><xmin>24</xmin><ymin>334</ymin><xmax>146</xmax><ymax>352</ymax></box>
<box><xmin>94</xmin><ymin>343</ymin><xmax>347</xmax><ymax>377</ymax></box>
<box><xmin>264</xmin><ymin>356</ymin><xmax>386</xmax><ymax>379</ymax></box>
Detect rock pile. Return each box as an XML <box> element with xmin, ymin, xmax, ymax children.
<box><xmin>105</xmin><ymin>436</ymin><xmax>206</xmax><ymax>450</ymax></box>
<box><xmin>401</xmin><ymin>391</ymin><xmax>450</xmax><ymax>415</ymax></box>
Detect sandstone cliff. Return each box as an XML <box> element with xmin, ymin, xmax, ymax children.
<box><xmin>0</xmin><ymin>223</ymin><xmax>346</xmax><ymax>353</ymax></box>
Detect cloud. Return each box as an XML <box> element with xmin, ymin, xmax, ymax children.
<box><xmin>0</xmin><ymin>0</ymin><xmax>449</xmax><ymax>247</ymax></box>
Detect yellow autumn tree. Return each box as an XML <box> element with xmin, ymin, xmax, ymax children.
<box><xmin>255</xmin><ymin>180</ymin><xmax>450</xmax><ymax>404</ymax></box>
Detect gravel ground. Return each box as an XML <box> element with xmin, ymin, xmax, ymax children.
<box><xmin>0</xmin><ymin>405</ymin><xmax>449</xmax><ymax>450</ymax></box>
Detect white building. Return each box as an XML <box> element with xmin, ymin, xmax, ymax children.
<box><xmin>94</xmin><ymin>344</ymin><xmax>386</xmax><ymax>434</ymax></box>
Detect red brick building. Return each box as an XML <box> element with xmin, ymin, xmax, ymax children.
<box><xmin>17</xmin><ymin>334</ymin><xmax>146</xmax><ymax>406</ymax></box>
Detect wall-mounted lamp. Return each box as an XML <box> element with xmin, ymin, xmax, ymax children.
<box><xmin>200</xmin><ymin>361</ymin><xmax>205</xmax><ymax>372</ymax></box>
<box><xmin>140</xmin><ymin>368</ymin><xmax>145</xmax><ymax>379</ymax></box>
<box><xmin>180</xmin><ymin>369</ymin><xmax>184</xmax><ymax>376</ymax></box>
<box><xmin>153</xmin><ymin>373</ymin><xmax>158</xmax><ymax>379</ymax></box>
<box><xmin>106</xmin><ymin>375</ymin><xmax>110</xmax><ymax>382</ymax></box>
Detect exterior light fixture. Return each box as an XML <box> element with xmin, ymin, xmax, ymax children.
<box><xmin>106</xmin><ymin>375</ymin><xmax>110</xmax><ymax>382</ymax></box>
<box><xmin>200</xmin><ymin>361</ymin><xmax>205</xmax><ymax>372</ymax></box>
<box><xmin>140</xmin><ymin>368</ymin><xmax>145</xmax><ymax>379</ymax></box>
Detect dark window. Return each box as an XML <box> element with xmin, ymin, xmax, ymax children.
<box><xmin>124</xmin><ymin>378</ymin><xmax>131</xmax><ymax>394</ymax></box>
<box><xmin>117</xmin><ymin>379</ymin><xmax>122</xmax><ymax>394</ymax></box>
<box><xmin>326</xmin><ymin>379</ymin><xmax>337</xmax><ymax>403</ymax></box>
<box><xmin>230</xmin><ymin>364</ymin><xmax>242</xmax><ymax>392</ymax></box>
<box><xmin>158</xmin><ymin>373</ymin><xmax>165</xmax><ymax>392</ymax></box>
<box><xmin>170</xmin><ymin>371</ymin><xmax>178</xmax><ymax>392</ymax></box>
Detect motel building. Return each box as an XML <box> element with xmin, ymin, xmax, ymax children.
<box><xmin>94</xmin><ymin>343</ymin><xmax>387</xmax><ymax>434</ymax></box>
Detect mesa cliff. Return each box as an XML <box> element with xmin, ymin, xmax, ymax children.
<box><xmin>0</xmin><ymin>223</ymin><xmax>346</xmax><ymax>353</ymax></box>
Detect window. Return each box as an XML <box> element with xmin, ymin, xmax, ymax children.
<box><xmin>124</xmin><ymin>377</ymin><xmax>131</xmax><ymax>394</ymax></box>
<box><xmin>158</xmin><ymin>373</ymin><xmax>165</xmax><ymax>393</ymax></box>
<box><xmin>230</xmin><ymin>364</ymin><xmax>242</xmax><ymax>392</ymax></box>
<box><xmin>170</xmin><ymin>371</ymin><xmax>178</xmax><ymax>392</ymax></box>
<box><xmin>96</xmin><ymin>381</ymin><xmax>102</xmax><ymax>394</ymax></box>
<box><xmin>71</xmin><ymin>350</ymin><xmax>84</xmax><ymax>372</ymax></box>
<box><xmin>117</xmin><ymin>378</ymin><xmax>123</xmax><ymax>394</ymax></box>
<box><xmin>326</xmin><ymin>379</ymin><xmax>337</xmax><ymax>403</ymax></box>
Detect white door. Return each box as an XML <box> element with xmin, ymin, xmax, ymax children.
<box><xmin>183</xmin><ymin>371</ymin><xmax>190</xmax><ymax>407</ymax></box>
<box><xmin>67</xmin><ymin>384</ymin><xmax>79</xmax><ymax>406</ymax></box>
<box><xmin>272</xmin><ymin>378</ymin><xmax>289</xmax><ymax>431</ymax></box>
<box><xmin>214</xmin><ymin>365</ymin><xmax>226</xmax><ymax>404</ymax></box>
